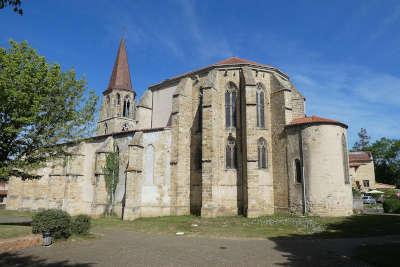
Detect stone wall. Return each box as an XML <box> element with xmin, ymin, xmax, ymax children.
<box><xmin>6</xmin><ymin>134</ymin><xmax>136</xmax><ymax>217</ymax></box>
<box><xmin>287</xmin><ymin>124</ymin><xmax>353</xmax><ymax>216</ymax></box>
<box><xmin>124</xmin><ymin>129</ymin><xmax>172</xmax><ymax>220</ymax></box>
<box><xmin>270</xmin><ymin>74</ymin><xmax>291</xmax><ymax>213</ymax></box>
<box><xmin>242</xmin><ymin>68</ymin><xmax>274</xmax><ymax>217</ymax></box>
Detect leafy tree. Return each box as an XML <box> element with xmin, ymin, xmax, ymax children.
<box><xmin>352</xmin><ymin>128</ymin><xmax>370</xmax><ymax>151</ymax></box>
<box><xmin>0</xmin><ymin>0</ymin><xmax>23</xmax><ymax>15</ymax></box>
<box><xmin>102</xmin><ymin>145</ymin><xmax>119</xmax><ymax>216</ymax></box>
<box><xmin>0</xmin><ymin>40</ymin><xmax>98</xmax><ymax>180</ymax></box>
<box><xmin>368</xmin><ymin>138</ymin><xmax>400</xmax><ymax>188</ymax></box>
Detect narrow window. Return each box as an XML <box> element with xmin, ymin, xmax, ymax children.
<box><xmin>123</xmin><ymin>97</ymin><xmax>130</xmax><ymax>117</ymax></box>
<box><xmin>363</xmin><ymin>180</ymin><xmax>370</xmax><ymax>187</ymax></box>
<box><xmin>342</xmin><ymin>134</ymin><xmax>350</xmax><ymax>184</ymax></box>
<box><xmin>117</xmin><ymin>93</ymin><xmax>120</xmax><ymax>105</ymax></box>
<box><xmin>295</xmin><ymin>159</ymin><xmax>302</xmax><ymax>183</ymax></box>
<box><xmin>198</xmin><ymin>90</ymin><xmax>203</xmax><ymax>132</ymax></box>
<box><xmin>225</xmin><ymin>91</ymin><xmax>231</xmax><ymax>128</ymax></box>
<box><xmin>126</xmin><ymin>100</ymin><xmax>130</xmax><ymax>117</ymax></box>
<box><xmin>106</xmin><ymin>95</ymin><xmax>110</xmax><ymax>117</ymax></box>
<box><xmin>226</xmin><ymin>135</ymin><xmax>237</xmax><ymax>169</ymax></box>
<box><xmin>104</xmin><ymin>122</ymin><xmax>108</xmax><ymax>134</ymax></box>
<box><xmin>258</xmin><ymin>138</ymin><xmax>267</xmax><ymax>169</ymax></box>
<box><xmin>225</xmin><ymin>82</ymin><xmax>237</xmax><ymax>128</ymax></box>
<box><xmin>256</xmin><ymin>84</ymin><xmax>265</xmax><ymax>128</ymax></box>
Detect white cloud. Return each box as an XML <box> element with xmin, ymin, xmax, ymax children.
<box><xmin>288</xmin><ymin>62</ymin><xmax>400</xmax><ymax>144</ymax></box>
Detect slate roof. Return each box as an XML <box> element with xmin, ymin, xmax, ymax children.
<box><xmin>104</xmin><ymin>39</ymin><xmax>134</xmax><ymax>94</ymax></box>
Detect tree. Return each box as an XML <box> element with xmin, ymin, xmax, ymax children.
<box><xmin>0</xmin><ymin>0</ymin><xmax>23</xmax><ymax>15</ymax></box>
<box><xmin>368</xmin><ymin>138</ymin><xmax>400</xmax><ymax>188</ymax></box>
<box><xmin>102</xmin><ymin>146</ymin><xmax>119</xmax><ymax>216</ymax></box>
<box><xmin>352</xmin><ymin>128</ymin><xmax>370</xmax><ymax>151</ymax></box>
<box><xmin>0</xmin><ymin>40</ymin><xmax>98</xmax><ymax>180</ymax></box>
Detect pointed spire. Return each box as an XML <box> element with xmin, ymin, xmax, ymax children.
<box><xmin>106</xmin><ymin>38</ymin><xmax>133</xmax><ymax>92</ymax></box>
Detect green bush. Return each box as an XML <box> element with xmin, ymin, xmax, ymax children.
<box><xmin>352</xmin><ymin>187</ymin><xmax>362</xmax><ymax>197</ymax></box>
<box><xmin>71</xmin><ymin>214</ymin><xmax>91</xmax><ymax>235</ymax></box>
<box><xmin>32</xmin><ymin>209</ymin><xmax>71</xmax><ymax>239</ymax></box>
<box><xmin>383</xmin><ymin>199</ymin><xmax>400</xmax><ymax>214</ymax></box>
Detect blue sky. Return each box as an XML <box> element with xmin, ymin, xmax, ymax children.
<box><xmin>1</xmin><ymin>0</ymin><xmax>400</xmax><ymax>145</ymax></box>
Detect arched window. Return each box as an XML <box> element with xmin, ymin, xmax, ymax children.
<box><xmin>256</xmin><ymin>83</ymin><xmax>265</xmax><ymax>128</ymax></box>
<box><xmin>225</xmin><ymin>82</ymin><xmax>237</xmax><ymax>128</ymax></box>
<box><xmin>116</xmin><ymin>93</ymin><xmax>120</xmax><ymax>105</ymax></box>
<box><xmin>258</xmin><ymin>138</ymin><xmax>267</xmax><ymax>169</ymax></box>
<box><xmin>104</xmin><ymin>122</ymin><xmax>108</xmax><ymax>135</ymax></box>
<box><xmin>123</xmin><ymin>97</ymin><xmax>130</xmax><ymax>117</ymax></box>
<box><xmin>295</xmin><ymin>159</ymin><xmax>302</xmax><ymax>183</ymax></box>
<box><xmin>226</xmin><ymin>135</ymin><xmax>237</xmax><ymax>169</ymax></box>
<box><xmin>342</xmin><ymin>134</ymin><xmax>350</xmax><ymax>184</ymax></box>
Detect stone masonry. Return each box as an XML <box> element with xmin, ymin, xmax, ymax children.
<box><xmin>6</xmin><ymin>40</ymin><xmax>353</xmax><ymax>218</ymax></box>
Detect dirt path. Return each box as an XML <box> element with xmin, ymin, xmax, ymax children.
<box><xmin>1</xmin><ymin>230</ymin><xmax>399</xmax><ymax>266</ymax></box>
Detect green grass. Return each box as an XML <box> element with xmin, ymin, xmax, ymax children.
<box><xmin>0</xmin><ymin>225</ymin><xmax>32</xmax><ymax>239</ymax></box>
<box><xmin>2</xmin><ymin>209</ymin><xmax>400</xmax><ymax>240</ymax></box>
<box><xmin>0</xmin><ymin>209</ymin><xmax>33</xmax><ymax>239</ymax></box>
<box><xmin>92</xmin><ymin>214</ymin><xmax>400</xmax><ymax>239</ymax></box>
<box><xmin>0</xmin><ymin>209</ymin><xmax>33</xmax><ymax>218</ymax></box>
<box><xmin>355</xmin><ymin>243</ymin><xmax>400</xmax><ymax>267</ymax></box>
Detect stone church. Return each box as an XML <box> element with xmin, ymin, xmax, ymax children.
<box><xmin>6</xmin><ymin>39</ymin><xmax>353</xmax><ymax>219</ymax></box>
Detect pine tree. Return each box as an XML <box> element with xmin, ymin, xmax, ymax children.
<box><xmin>352</xmin><ymin>128</ymin><xmax>370</xmax><ymax>151</ymax></box>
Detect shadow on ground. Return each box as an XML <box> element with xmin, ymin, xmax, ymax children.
<box><xmin>270</xmin><ymin>215</ymin><xmax>400</xmax><ymax>267</ymax></box>
<box><xmin>0</xmin><ymin>252</ymin><xmax>93</xmax><ymax>267</ymax></box>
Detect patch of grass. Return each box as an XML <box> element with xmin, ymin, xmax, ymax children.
<box><xmin>0</xmin><ymin>225</ymin><xmax>32</xmax><ymax>239</ymax></box>
<box><xmin>0</xmin><ymin>209</ymin><xmax>33</xmax><ymax>218</ymax></box>
<box><xmin>355</xmin><ymin>243</ymin><xmax>400</xmax><ymax>267</ymax></box>
<box><xmin>92</xmin><ymin>214</ymin><xmax>400</xmax><ymax>239</ymax></box>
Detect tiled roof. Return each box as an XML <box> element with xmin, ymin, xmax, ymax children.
<box><xmin>288</xmin><ymin>115</ymin><xmax>347</xmax><ymax>128</ymax></box>
<box><xmin>349</xmin><ymin>151</ymin><xmax>373</xmax><ymax>163</ymax></box>
<box><xmin>214</xmin><ymin>57</ymin><xmax>260</xmax><ymax>66</ymax></box>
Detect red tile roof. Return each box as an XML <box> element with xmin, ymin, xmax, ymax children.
<box><xmin>349</xmin><ymin>151</ymin><xmax>373</xmax><ymax>163</ymax></box>
<box><xmin>288</xmin><ymin>115</ymin><xmax>347</xmax><ymax>128</ymax></box>
<box><xmin>214</xmin><ymin>57</ymin><xmax>260</xmax><ymax>66</ymax></box>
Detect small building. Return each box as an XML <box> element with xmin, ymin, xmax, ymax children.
<box><xmin>349</xmin><ymin>151</ymin><xmax>376</xmax><ymax>191</ymax></box>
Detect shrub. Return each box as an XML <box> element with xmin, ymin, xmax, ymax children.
<box><xmin>383</xmin><ymin>199</ymin><xmax>400</xmax><ymax>214</ymax></box>
<box><xmin>32</xmin><ymin>209</ymin><xmax>71</xmax><ymax>239</ymax></box>
<box><xmin>71</xmin><ymin>214</ymin><xmax>91</xmax><ymax>235</ymax></box>
<box><xmin>352</xmin><ymin>187</ymin><xmax>362</xmax><ymax>197</ymax></box>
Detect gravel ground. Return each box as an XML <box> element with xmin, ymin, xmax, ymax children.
<box><xmin>1</xmin><ymin>229</ymin><xmax>399</xmax><ymax>267</ymax></box>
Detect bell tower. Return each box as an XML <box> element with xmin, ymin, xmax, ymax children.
<box><xmin>97</xmin><ymin>39</ymin><xmax>136</xmax><ymax>135</ymax></box>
